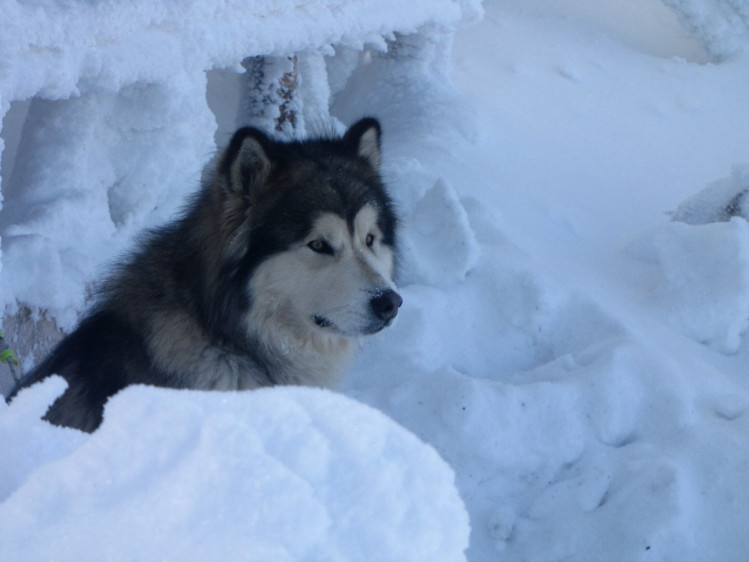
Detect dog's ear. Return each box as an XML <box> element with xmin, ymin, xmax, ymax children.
<box><xmin>343</xmin><ymin>118</ymin><xmax>381</xmax><ymax>170</ymax></box>
<box><xmin>212</xmin><ymin>128</ymin><xmax>273</xmax><ymax>248</ymax></box>
<box><xmin>220</xmin><ymin>127</ymin><xmax>272</xmax><ymax>199</ymax></box>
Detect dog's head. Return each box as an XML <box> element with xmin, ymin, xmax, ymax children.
<box><xmin>211</xmin><ymin>118</ymin><xmax>401</xmax><ymax>342</ymax></box>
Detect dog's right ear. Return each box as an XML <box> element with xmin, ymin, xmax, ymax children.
<box><xmin>220</xmin><ymin>127</ymin><xmax>273</xmax><ymax>199</ymax></box>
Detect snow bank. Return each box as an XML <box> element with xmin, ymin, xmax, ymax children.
<box><xmin>0</xmin><ymin>379</ymin><xmax>469</xmax><ymax>561</ymax></box>
<box><xmin>645</xmin><ymin>218</ymin><xmax>749</xmax><ymax>353</ymax></box>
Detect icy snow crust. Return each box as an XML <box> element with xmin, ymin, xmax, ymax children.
<box><xmin>0</xmin><ymin>0</ymin><xmax>472</xmax><ymax>103</ymax></box>
<box><xmin>3</xmin><ymin>0</ymin><xmax>749</xmax><ymax>561</ymax></box>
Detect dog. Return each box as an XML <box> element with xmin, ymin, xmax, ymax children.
<box><xmin>5</xmin><ymin>118</ymin><xmax>401</xmax><ymax>432</ymax></box>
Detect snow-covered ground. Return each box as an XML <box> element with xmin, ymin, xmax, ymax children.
<box><xmin>3</xmin><ymin>0</ymin><xmax>749</xmax><ymax>560</ymax></box>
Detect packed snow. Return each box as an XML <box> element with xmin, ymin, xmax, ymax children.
<box><xmin>0</xmin><ymin>380</ymin><xmax>468</xmax><ymax>560</ymax></box>
<box><xmin>3</xmin><ymin>0</ymin><xmax>749</xmax><ymax>560</ymax></box>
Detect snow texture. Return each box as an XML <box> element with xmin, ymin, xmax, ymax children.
<box><xmin>4</xmin><ymin>0</ymin><xmax>749</xmax><ymax>561</ymax></box>
<box><xmin>0</xmin><ymin>380</ymin><xmax>468</xmax><ymax>561</ymax></box>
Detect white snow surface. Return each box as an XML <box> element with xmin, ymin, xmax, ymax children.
<box><xmin>0</xmin><ymin>379</ymin><xmax>468</xmax><ymax>561</ymax></box>
<box><xmin>3</xmin><ymin>0</ymin><xmax>749</xmax><ymax>560</ymax></box>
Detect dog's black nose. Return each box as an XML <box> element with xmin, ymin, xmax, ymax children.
<box><xmin>370</xmin><ymin>290</ymin><xmax>403</xmax><ymax>322</ymax></box>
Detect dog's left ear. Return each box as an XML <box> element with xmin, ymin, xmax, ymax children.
<box><xmin>343</xmin><ymin>118</ymin><xmax>381</xmax><ymax>171</ymax></box>
<box><xmin>213</xmin><ymin>128</ymin><xmax>274</xmax><ymax>247</ymax></box>
<box><xmin>220</xmin><ymin>127</ymin><xmax>273</xmax><ymax>200</ymax></box>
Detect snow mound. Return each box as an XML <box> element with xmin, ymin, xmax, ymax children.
<box><xmin>400</xmin><ymin>178</ymin><xmax>480</xmax><ymax>287</ymax></box>
<box><xmin>0</xmin><ymin>380</ymin><xmax>469</xmax><ymax>562</ymax></box>
<box><xmin>633</xmin><ymin>166</ymin><xmax>749</xmax><ymax>353</ymax></box>
<box><xmin>0</xmin><ymin>376</ymin><xmax>86</xmax><ymax>502</ymax></box>
<box><xmin>647</xmin><ymin>218</ymin><xmax>749</xmax><ymax>354</ymax></box>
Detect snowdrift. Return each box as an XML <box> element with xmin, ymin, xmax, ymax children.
<box><xmin>0</xmin><ymin>379</ymin><xmax>468</xmax><ymax>561</ymax></box>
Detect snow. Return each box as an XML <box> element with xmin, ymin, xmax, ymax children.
<box><xmin>632</xmin><ymin>217</ymin><xmax>749</xmax><ymax>354</ymax></box>
<box><xmin>0</xmin><ymin>380</ymin><xmax>468</xmax><ymax>561</ymax></box>
<box><xmin>3</xmin><ymin>0</ymin><xmax>749</xmax><ymax>560</ymax></box>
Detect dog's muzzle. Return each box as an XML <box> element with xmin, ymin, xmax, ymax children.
<box><xmin>313</xmin><ymin>289</ymin><xmax>403</xmax><ymax>335</ymax></box>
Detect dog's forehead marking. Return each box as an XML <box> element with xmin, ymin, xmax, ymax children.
<box><xmin>309</xmin><ymin>205</ymin><xmax>381</xmax><ymax>242</ymax></box>
<box><xmin>352</xmin><ymin>205</ymin><xmax>380</xmax><ymax>238</ymax></box>
<box><xmin>310</xmin><ymin>213</ymin><xmax>348</xmax><ymax>246</ymax></box>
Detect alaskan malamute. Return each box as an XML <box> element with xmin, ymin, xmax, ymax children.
<box><xmin>6</xmin><ymin>118</ymin><xmax>401</xmax><ymax>432</ymax></box>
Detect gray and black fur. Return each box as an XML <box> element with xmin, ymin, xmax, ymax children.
<box><xmin>6</xmin><ymin>118</ymin><xmax>401</xmax><ymax>432</ymax></box>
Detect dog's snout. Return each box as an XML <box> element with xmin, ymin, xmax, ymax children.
<box><xmin>370</xmin><ymin>290</ymin><xmax>403</xmax><ymax>322</ymax></box>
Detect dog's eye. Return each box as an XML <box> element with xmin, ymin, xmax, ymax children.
<box><xmin>307</xmin><ymin>239</ymin><xmax>334</xmax><ymax>255</ymax></box>
<box><xmin>365</xmin><ymin>233</ymin><xmax>375</xmax><ymax>248</ymax></box>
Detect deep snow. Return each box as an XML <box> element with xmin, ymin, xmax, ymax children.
<box><xmin>3</xmin><ymin>0</ymin><xmax>749</xmax><ymax>560</ymax></box>
<box><xmin>0</xmin><ymin>379</ymin><xmax>468</xmax><ymax>561</ymax></box>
